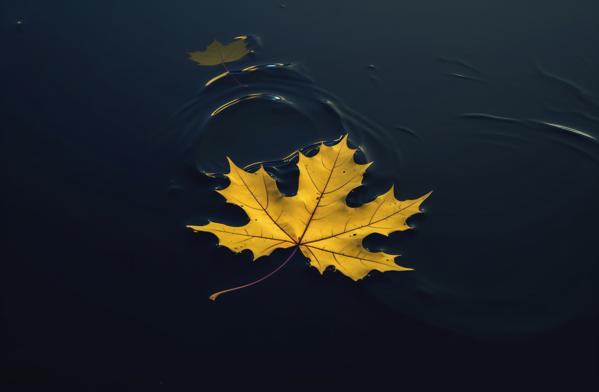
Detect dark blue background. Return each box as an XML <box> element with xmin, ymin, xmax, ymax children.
<box><xmin>2</xmin><ymin>1</ymin><xmax>599</xmax><ymax>390</ymax></box>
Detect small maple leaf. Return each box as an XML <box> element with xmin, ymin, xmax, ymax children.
<box><xmin>188</xmin><ymin>37</ymin><xmax>250</xmax><ymax>66</ymax></box>
<box><xmin>188</xmin><ymin>135</ymin><xmax>431</xmax><ymax>300</ymax></box>
<box><xmin>188</xmin><ymin>37</ymin><xmax>250</xmax><ymax>86</ymax></box>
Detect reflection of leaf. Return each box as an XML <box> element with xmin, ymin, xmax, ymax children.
<box><xmin>188</xmin><ymin>37</ymin><xmax>249</xmax><ymax>66</ymax></box>
<box><xmin>188</xmin><ymin>135</ymin><xmax>431</xmax><ymax>300</ymax></box>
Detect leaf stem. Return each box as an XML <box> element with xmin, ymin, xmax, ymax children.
<box><xmin>219</xmin><ymin>60</ymin><xmax>245</xmax><ymax>87</ymax></box>
<box><xmin>209</xmin><ymin>246</ymin><xmax>298</xmax><ymax>301</ymax></box>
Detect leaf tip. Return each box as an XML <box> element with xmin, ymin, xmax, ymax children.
<box><xmin>224</xmin><ymin>156</ymin><xmax>237</xmax><ymax>173</ymax></box>
<box><xmin>419</xmin><ymin>190</ymin><xmax>433</xmax><ymax>205</ymax></box>
<box><xmin>337</xmin><ymin>133</ymin><xmax>353</xmax><ymax>150</ymax></box>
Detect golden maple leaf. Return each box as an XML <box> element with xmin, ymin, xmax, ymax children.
<box><xmin>188</xmin><ymin>135</ymin><xmax>431</xmax><ymax>300</ymax></box>
<box><xmin>188</xmin><ymin>37</ymin><xmax>250</xmax><ymax>66</ymax></box>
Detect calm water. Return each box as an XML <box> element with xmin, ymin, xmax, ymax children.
<box><xmin>3</xmin><ymin>0</ymin><xmax>599</xmax><ymax>389</ymax></box>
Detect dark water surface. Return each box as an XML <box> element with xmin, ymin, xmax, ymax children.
<box><xmin>3</xmin><ymin>0</ymin><xmax>599</xmax><ymax>389</ymax></box>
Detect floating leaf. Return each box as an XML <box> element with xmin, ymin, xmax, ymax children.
<box><xmin>188</xmin><ymin>135</ymin><xmax>431</xmax><ymax>300</ymax></box>
<box><xmin>188</xmin><ymin>37</ymin><xmax>249</xmax><ymax>66</ymax></box>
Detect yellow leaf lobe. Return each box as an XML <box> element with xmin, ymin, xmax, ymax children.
<box><xmin>188</xmin><ymin>135</ymin><xmax>431</xmax><ymax>281</ymax></box>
